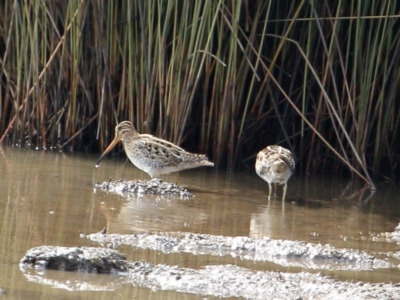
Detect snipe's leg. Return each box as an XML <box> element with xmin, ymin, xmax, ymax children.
<box><xmin>268</xmin><ymin>182</ymin><xmax>273</xmax><ymax>200</ymax></box>
<box><xmin>282</xmin><ymin>183</ymin><xmax>288</xmax><ymax>201</ymax></box>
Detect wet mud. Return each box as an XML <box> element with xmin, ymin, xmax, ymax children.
<box><xmin>95</xmin><ymin>178</ymin><xmax>193</xmax><ymax>198</ymax></box>
<box><xmin>21</xmin><ymin>246</ymin><xmax>129</xmax><ymax>273</ymax></box>
<box><xmin>86</xmin><ymin>232</ymin><xmax>393</xmax><ymax>271</ymax></box>
<box><xmin>19</xmin><ymin>224</ymin><xmax>400</xmax><ymax>299</ymax></box>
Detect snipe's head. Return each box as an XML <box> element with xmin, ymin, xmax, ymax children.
<box><xmin>95</xmin><ymin>121</ymin><xmax>138</xmax><ymax>167</ymax></box>
<box><xmin>113</xmin><ymin>121</ymin><xmax>138</xmax><ymax>141</ymax></box>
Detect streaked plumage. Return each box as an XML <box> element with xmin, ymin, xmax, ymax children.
<box><xmin>96</xmin><ymin>121</ymin><xmax>214</xmax><ymax>178</ymax></box>
<box><xmin>255</xmin><ymin>145</ymin><xmax>295</xmax><ymax>200</ymax></box>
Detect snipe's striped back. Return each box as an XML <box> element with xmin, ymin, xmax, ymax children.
<box><xmin>96</xmin><ymin>121</ymin><xmax>214</xmax><ymax>178</ymax></box>
<box><xmin>255</xmin><ymin>145</ymin><xmax>295</xmax><ymax>200</ymax></box>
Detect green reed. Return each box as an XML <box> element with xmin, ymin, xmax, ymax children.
<box><xmin>0</xmin><ymin>0</ymin><xmax>399</xmax><ymax>186</ymax></box>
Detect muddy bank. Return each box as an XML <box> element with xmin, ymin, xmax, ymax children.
<box><xmin>86</xmin><ymin>231</ymin><xmax>394</xmax><ymax>271</ymax></box>
<box><xmin>94</xmin><ymin>178</ymin><xmax>193</xmax><ymax>198</ymax></box>
<box><xmin>121</xmin><ymin>263</ymin><xmax>400</xmax><ymax>300</ymax></box>
<box><xmin>20</xmin><ymin>245</ymin><xmax>400</xmax><ymax>299</ymax></box>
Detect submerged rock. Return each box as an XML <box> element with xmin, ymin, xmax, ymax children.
<box><xmin>20</xmin><ymin>246</ymin><xmax>129</xmax><ymax>274</ymax></box>
<box><xmin>94</xmin><ymin>178</ymin><xmax>193</xmax><ymax>198</ymax></box>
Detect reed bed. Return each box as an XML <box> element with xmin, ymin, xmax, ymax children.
<box><xmin>1</xmin><ymin>1</ymin><xmax>400</xmax><ymax>186</ymax></box>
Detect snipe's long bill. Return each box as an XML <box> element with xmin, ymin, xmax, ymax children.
<box><xmin>255</xmin><ymin>145</ymin><xmax>295</xmax><ymax>200</ymax></box>
<box><xmin>96</xmin><ymin>121</ymin><xmax>214</xmax><ymax>178</ymax></box>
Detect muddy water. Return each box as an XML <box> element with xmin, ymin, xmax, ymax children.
<box><xmin>1</xmin><ymin>146</ymin><xmax>400</xmax><ymax>299</ymax></box>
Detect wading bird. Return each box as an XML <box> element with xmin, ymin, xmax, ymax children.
<box><xmin>96</xmin><ymin>121</ymin><xmax>214</xmax><ymax>178</ymax></box>
<box><xmin>255</xmin><ymin>145</ymin><xmax>295</xmax><ymax>200</ymax></box>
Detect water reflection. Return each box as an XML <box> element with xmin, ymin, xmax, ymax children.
<box><xmin>97</xmin><ymin>192</ymin><xmax>209</xmax><ymax>233</ymax></box>
<box><xmin>1</xmin><ymin>146</ymin><xmax>400</xmax><ymax>298</ymax></box>
<box><xmin>250</xmin><ymin>178</ymin><xmax>398</xmax><ymax>250</ymax></box>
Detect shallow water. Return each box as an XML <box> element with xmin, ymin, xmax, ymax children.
<box><xmin>1</xmin><ymin>146</ymin><xmax>400</xmax><ymax>299</ymax></box>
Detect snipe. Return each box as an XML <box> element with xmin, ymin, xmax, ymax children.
<box><xmin>255</xmin><ymin>145</ymin><xmax>295</xmax><ymax>200</ymax></box>
<box><xmin>96</xmin><ymin>121</ymin><xmax>214</xmax><ymax>178</ymax></box>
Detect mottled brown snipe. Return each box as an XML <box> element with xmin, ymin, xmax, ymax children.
<box><xmin>255</xmin><ymin>145</ymin><xmax>295</xmax><ymax>200</ymax></box>
<box><xmin>96</xmin><ymin>121</ymin><xmax>214</xmax><ymax>178</ymax></box>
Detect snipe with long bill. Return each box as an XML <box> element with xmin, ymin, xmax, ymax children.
<box><xmin>96</xmin><ymin>121</ymin><xmax>214</xmax><ymax>178</ymax></box>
